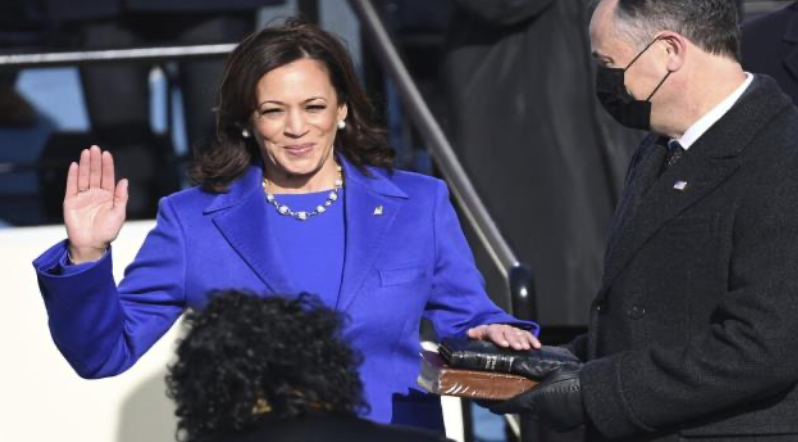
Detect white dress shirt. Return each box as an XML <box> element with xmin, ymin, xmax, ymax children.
<box><xmin>677</xmin><ymin>73</ymin><xmax>754</xmax><ymax>150</ymax></box>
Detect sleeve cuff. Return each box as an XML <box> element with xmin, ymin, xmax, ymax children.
<box><xmin>481</xmin><ymin>318</ymin><xmax>541</xmax><ymax>337</ymax></box>
<box><xmin>580</xmin><ymin>354</ymin><xmax>656</xmax><ymax>439</ymax></box>
<box><xmin>33</xmin><ymin>240</ymin><xmax>109</xmax><ymax>277</ymax></box>
<box><xmin>61</xmin><ymin>249</ymin><xmax>108</xmax><ymax>276</ymax></box>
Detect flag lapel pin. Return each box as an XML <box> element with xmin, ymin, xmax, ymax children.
<box><xmin>673</xmin><ymin>180</ymin><xmax>688</xmax><ymax>191</ymax></box>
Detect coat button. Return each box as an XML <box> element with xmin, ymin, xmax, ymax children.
<box><xmin>627</xmin><ymin>305</ymin><xmax>646</xmax><ymax>319</ymax></box>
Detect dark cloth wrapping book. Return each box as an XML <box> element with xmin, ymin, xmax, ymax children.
<box><xmin>417</xmin><ymin>351</ymin><xmax>538</xmax><ymax>400</ymax></box>
<box><xmin>438</xmin><ymin>339</ymin><xmax>581</xmax><ymax>380</ymax></box>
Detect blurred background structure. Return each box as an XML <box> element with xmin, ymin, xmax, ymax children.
<box><xmin>1</xmin><ymin>0</ymin><xmax>794</xmax><ymax>441</ymax></box>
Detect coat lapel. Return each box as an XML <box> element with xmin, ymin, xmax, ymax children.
<box><xmin>603</xmin><ymin>137</ymin><xmax>667</xmax><ymax>278</ymax></box>
<box><xmin>205</xmin><ymin>165</ymin><xmax>295</xmax><ymax>294</ymax></box>
<box><xmin>602</xmin><ymin>153</ymin><xmax>741</xmax><ymax>287</ymax></box>
<box><xmin>783</xmin><ymin>4</ymin><xmax>798</xmax><ymax>83</ymax></box>
<box><xmin>601</xmin><ymin>76</ymin><xmax>790</xmax><ymax>290</ymax></box>
<box><xmin>336</xmin><ymin>159</ymin><xmax>407</xmax><ymax>312</ymax></box>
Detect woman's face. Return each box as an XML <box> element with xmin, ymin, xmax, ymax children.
<box><xmin>250</xmin><ymin>58</ymin><xmax>347</xmax><ymax>182</ymax></box>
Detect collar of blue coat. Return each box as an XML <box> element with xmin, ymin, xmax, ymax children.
<box><xmin>203</xmin><ymin>154</ymin><xmax>408</xmax><ymax>214</ymax></box>
<box><xmin>200</xmin><ymin>153</ymin><xmax>409</xmax><ymax>306</ymax></box>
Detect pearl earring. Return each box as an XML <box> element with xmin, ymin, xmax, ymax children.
<box><xmin>241</xmin><ymin>128</ymin><xmax>251</xmax><ymax>138</ymax></box>
<box><xmin>337</xmin><ymin>120</ymin><xmax>346</xmax><ymax>130</ymax></box>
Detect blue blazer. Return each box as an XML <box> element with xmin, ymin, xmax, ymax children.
<box><xmin>34</xmin><ymin>158</ymin><xmax>537</xmax><ymax>428</ymax></box>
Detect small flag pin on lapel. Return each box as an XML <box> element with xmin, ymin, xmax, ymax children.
<box><xmin>373</xmin><ymin>205</ymin><xmax>384</xmax><ymax>216</ymax></box>
<box><xmin>673</xmin><ymin>180</ymin><xmax>688</xmax><ymax>191</ymax></box>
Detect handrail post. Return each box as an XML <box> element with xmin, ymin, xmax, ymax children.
<box><xmin>347</xmin><ymin>0</ymin><xmax>518</xmax><ymax>279</ymax></box>
<box><xmin>508</xmin><ymin>264</ymin><xmax>537</xmax><ymax>322</ymax></box>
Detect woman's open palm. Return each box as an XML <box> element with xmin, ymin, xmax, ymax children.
<box><xmin>64</xmin><ymin>146</ymin><xmax>128</xmax><ymax>263</ymax></box>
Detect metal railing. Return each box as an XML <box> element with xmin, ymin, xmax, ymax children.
<box><xmin>0</xmin><ymin>44</ymin><xmax>236</xmax><ymax>71</ymax></box>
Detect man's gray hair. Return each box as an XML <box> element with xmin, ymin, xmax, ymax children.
<box><xmin>610</xmin><ymin>0</ymin><xmax>740</xmax><ymax>61</ymax></box>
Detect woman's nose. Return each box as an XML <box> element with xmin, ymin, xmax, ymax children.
<box><xmin>284</xmin><ymin>109</ymin><xmax>308</xmax><ymax>137</ymax></box>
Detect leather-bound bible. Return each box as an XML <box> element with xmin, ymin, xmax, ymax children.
<box><xmin>438</xmin><ymin>339</ymin><xmax>581</xmax><ymax>379</ymax></box>
<box><xmin>417</xmin><ymin>351</ymin><xmax>537</xmax><ymax>400</ymax></box>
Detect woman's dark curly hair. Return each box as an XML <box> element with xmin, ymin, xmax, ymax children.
<box><xmin>190</xmin><ymin>18</ymin><xmax>394</xmax><ymax>192</ymax></box>
<box><xmin>165</xmin><ymin>290</ymin><xmax>368</xmax><ymax>442</ymax></box>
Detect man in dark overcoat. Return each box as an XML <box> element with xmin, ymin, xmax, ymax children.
<box><xmin>742</xmin><ymin>0</ymin><xmax>798</xmax><ymax>106</ymax></box>
<box><xmin>488</xmin><ymin>0</ymin><xmax>798</xmax><ymax>440</ymax></box>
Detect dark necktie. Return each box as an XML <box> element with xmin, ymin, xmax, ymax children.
<box><xmin>661</xmin><ymin>140</ymin><xmax>685</xmax><ymax>175</ymax></box>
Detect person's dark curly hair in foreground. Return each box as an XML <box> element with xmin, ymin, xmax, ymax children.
<box><xmin>165</xmin><ymin>290</ymin><xmax>368</xmax><ymax>442</ymax></box>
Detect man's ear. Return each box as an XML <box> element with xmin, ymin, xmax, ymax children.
<box><xmin>658</xmin><ymin>31</ymin><xmax>687</xmax><ymax>72</ymax></box>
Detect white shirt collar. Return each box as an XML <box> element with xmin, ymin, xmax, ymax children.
<box><xmin>677</xmin><ymin>73</ymin><xmax>754</xmax><ymax>150</ymax></box>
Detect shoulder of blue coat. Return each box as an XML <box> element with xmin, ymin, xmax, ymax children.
<box><xmin>159</xmin><ymin>185</ymin><xmax>216</xmax><ymax>213</ymax></box>
<box><xmin>368</xmin><ymin>166</ymin><xmax>447</xmax><ymax>197</ymax></box>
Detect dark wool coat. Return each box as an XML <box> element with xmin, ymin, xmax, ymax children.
<box><xmin>568</xmin><ymin>76</ymin><xmax>798</xmax><ymax>441</ymax></box>
<box><xmin>743</xmin><ymin>1</ymin><xmax>798</xmax><ymax>107</ymax></box>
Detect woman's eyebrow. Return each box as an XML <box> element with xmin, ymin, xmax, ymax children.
<box><xmin>258</xmin><ymin>96</ymin><xmax>328</xmax><ymax>107</ymax></box>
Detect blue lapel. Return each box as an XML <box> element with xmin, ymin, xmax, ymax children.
<box><xmin>203</xmin><ymin>158</ymin><xmax>408</xmax><ymax>308</ymax></box>
<box><xmin>204</xmin><ymin>164</ymin><xmax>295</xmax><ymax>294</ymax></box>
<box><xmin>336</xmin><ymin>157</ymin><xmax>408</xmax><ymax>312</ymax></box>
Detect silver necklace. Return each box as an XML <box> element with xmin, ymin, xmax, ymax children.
<box><xmin>262</xmin><ymin>164</ymin><xmax>343</xmax><ymax>221</ymax></box>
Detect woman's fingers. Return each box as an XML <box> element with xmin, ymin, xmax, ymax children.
<box><xmin>469</xmin><ymin>324</ymin><xmax>511</xmax><ymax>347</ymax></box>
<box><xmin>467</xmin><ymin>324</ymin><xmax>540</xmax><ymax>351</ymax></box>
<box><xmin>73</xmin><ymin>146</ymin><xmax>115</xmax><ymax>194</ymax></box>
<box><xmin>499</xmin><ymin>326</ymin><xmax>528</xmax><ymax>350</ymax></box>
<box><xmin>77</xmin><ymin>148</ymin><xmax>90</xmax><ymax>192</ymax></box>
<box><xmin>101</xmin><ymin>150</ymin><xmax>115</xmax><ymax>191</ymax></box>
<box><xmin>114</xmin><ymin>178</ymin><xmax>129</xmax><ymax>211</ymax></box>
<box><xmin>487</xmin><ymin>326</ymin><xmax>511</xmax><ymax>347</ymax></box>
<box><xmin>467</xmin><ymin>324</ymin><xmax>489</xmax><ymax>340</ymax></box>
<box><xmin>527</xmin><ymin>332</ymin><xmax>542</xmax><ymax>349</ymax></box>
<box><xmin>89</xmin><ymin>145</ymin><xmax>102</xmax><ymax>189</ymax></box>
<box><xmin>65</xmin><ymin>162</ymin><xmax>79</xmax><ymax>198</ymax></box>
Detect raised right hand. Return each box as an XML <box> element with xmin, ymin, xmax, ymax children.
<box><xmin>64</xmin><ymin>145</ymin><xmax>129</xmax><ymax>264</ymax></box>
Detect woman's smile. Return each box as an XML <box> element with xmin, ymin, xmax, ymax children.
<box><xmin>283</xmin><ymin>143</ymin><xmax>316</xmax><ymax>157</ymax></box>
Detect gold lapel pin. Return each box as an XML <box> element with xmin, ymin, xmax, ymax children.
<box><xmin>673</xmin><ymin>180</ymin><xmax>688</xmax><ymax>191</ymax></box>
<box><xmin>373</xmin><ymin>205</ymin><xmax>384</xmax><ymax>216</ymax></box>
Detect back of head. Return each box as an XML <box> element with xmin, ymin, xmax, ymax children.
<box><xmin>166</xmin><ymin>290</ymin><xmax>367</xmax><ymax>442</ymax></box>
<box><xmin>612</xmin><ymin>0</ymin><xmax>740</xmax><ymax>61</ymax></box>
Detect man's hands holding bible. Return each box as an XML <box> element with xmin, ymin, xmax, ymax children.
<box><xmin>486</xmin><ymin>346</ymin><xmax>586</xmax><ymax>432</ymax></box>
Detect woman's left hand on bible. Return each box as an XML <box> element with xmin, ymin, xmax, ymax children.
<box><xmin>466</xmin><ymin>324</ymin><xmax>541</xmax><ymax>351</ymax></box>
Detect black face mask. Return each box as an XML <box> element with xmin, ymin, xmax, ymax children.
<box><xmin>596</xmin><ymin>39</ymin><xmax>672</xmax><ymax>131</ymax></box>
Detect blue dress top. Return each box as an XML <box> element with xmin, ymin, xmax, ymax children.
<box><xmin>266</xmin><ymin>189</ymin><xmax>346</xmax><ymax>307</ymax></box>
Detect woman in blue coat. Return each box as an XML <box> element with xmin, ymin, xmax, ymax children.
<box><xmin>33</xmin><ymin>20</ymin><xmax>539</xmax><ymax>431</ymax></box>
